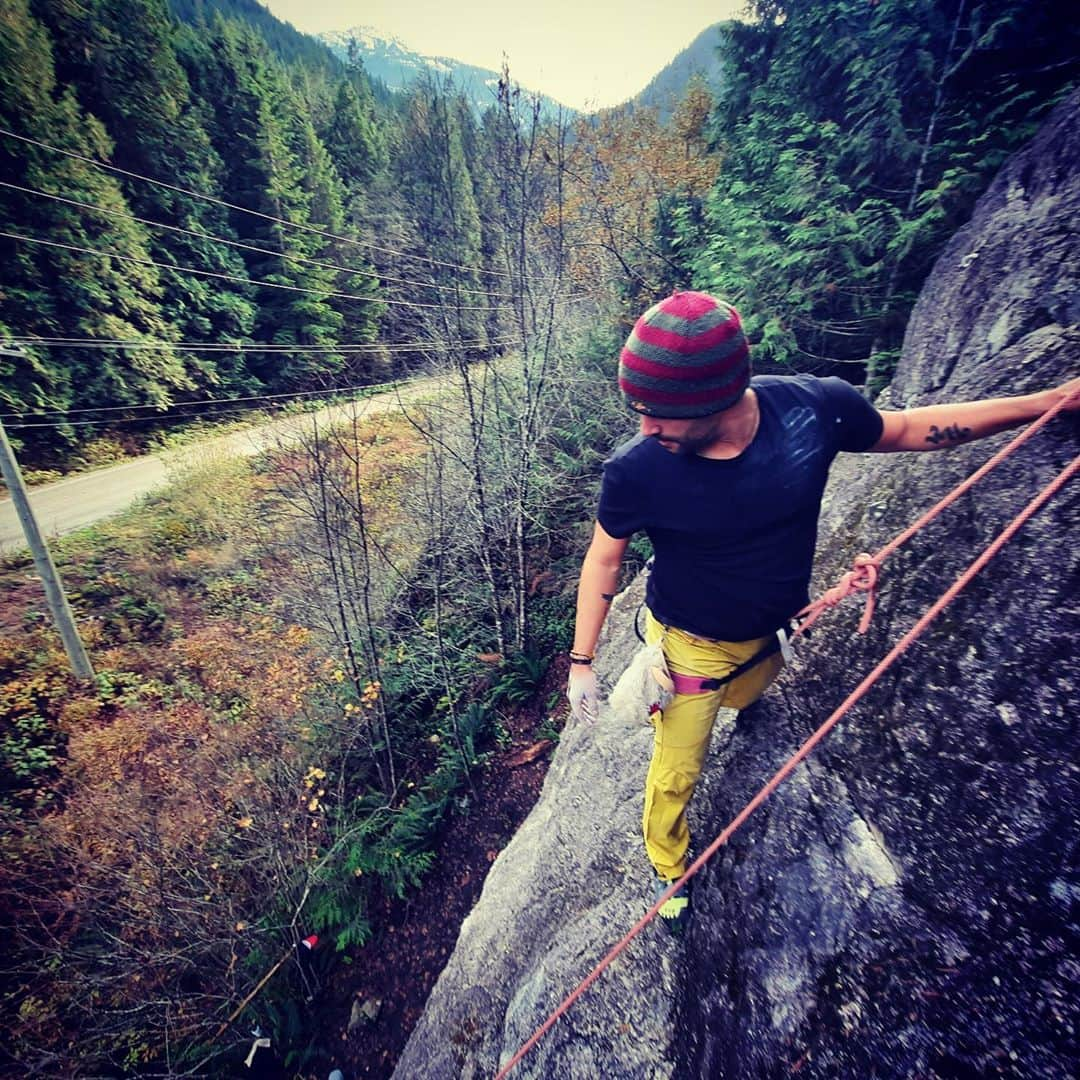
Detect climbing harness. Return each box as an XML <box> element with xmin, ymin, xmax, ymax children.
<box><xmin>493</xmin><ymin>391</ymin><xmax>1078</xmax><ymax>1080</ymax></box>
<box><xmin>664</xmin><ymin>621</ymin><xmax>796</xmax><ymax>694</ymax></box>
<box><xmin>633</xmin><ymin>562</ymin><xmax>798</xmax><ymax>696</ymax></box>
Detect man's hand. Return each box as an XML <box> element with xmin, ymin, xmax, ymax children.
<box><xmin>567</xmin><ymin>664</ymin><xmax>599</xmax><ymax>724</ymax></box>
<box><xmin>1048</xmin><ymin>375</ymin><xmax>1080</xmax><ymax>412</ymax></box>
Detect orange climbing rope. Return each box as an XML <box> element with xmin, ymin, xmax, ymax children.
<box><xmin>493</xmin><ymin>395</ymin><xmax>1077</xmax><ymax>1080</ymax></box>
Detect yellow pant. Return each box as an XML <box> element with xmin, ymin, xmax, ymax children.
<box><xmin>643</xmin><ymin>609</ymin><xmax>784</xmax><ymax>881</ymax></box>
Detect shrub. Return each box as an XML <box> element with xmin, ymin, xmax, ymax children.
<box><xmin>0</xmin><ymin>639</ymin><xmax>70</xmax><ymax>807</ymax></box>
<box><xmin>73</xmin><ymin>573</ymin><xmax>167</xmax><ymax>642</ymax></box>
<box><xmin>73</xmin><ymin>434</ymin><xmax>132</xmax><ymax>469</ymax></box>
<box><xmin>490</xmin><ymin>649</ymin><xmax>549</xmax><ymax>707</ymax></box>
<box><xmin>0</xmin><ymin>615</ymin><xmax>328</xmax><ymax>1075</ymax></box>
<box><xmin>22</xmin><ymin>468</ymin><xmax>63</xmax><ymax>487</ymax></box>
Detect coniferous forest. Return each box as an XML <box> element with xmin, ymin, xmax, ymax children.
<box><xmin>0</xmin><ymin>1</ymin><xmax>1077</xmax><ymax>1075</ymax></box>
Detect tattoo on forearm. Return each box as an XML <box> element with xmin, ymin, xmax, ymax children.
<box><xmin>925</xmin><ymin>423</ymin><xmax>972</xmax><ymax>446</ymax></box>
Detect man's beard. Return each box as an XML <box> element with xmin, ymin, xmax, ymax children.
<box><xmin>652</xmin><ymin>427</ymin><xmax>719</xmax><ymax>456</ymax></box>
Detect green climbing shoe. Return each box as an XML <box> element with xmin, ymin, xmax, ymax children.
<box><xmin>652</xmin><ymin>875</ymin><xmax>692</xmax><ymax>937</ymax></box>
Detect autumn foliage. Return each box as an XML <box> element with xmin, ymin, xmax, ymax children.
<box><xmin>560</xmin><ymin>80</ymin><xmax>718</xmax><ymax>302</ymax></box>
<box><xmin>1</xmin><ymin>613</ymin><xmax>334</xmax><ymax>1068</ymax></box>
<box><xmin>0</xmin><ymin>416</ymin><xmax>433</xmax><ymax>1074</ymax></box>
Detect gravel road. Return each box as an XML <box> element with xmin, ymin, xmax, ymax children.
<box><xmin>0</xmin><ymin>376</ymin><xmax>443</xmax><ymax>553</ymax></box>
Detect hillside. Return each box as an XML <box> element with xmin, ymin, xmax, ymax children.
<box><xmin>3</xmin><ymin>0</ymin><xmax>1077</xmax><ymax>1075</ymax></box>
<box><xmin>168</xmin><ymin>0</ymin><xmax>342</xmax><ymax>71</ymax></box>
<box><xmin>632</xmin><ymin>21</ymin><xmax>726</xmax><ymax>120</ymax></box>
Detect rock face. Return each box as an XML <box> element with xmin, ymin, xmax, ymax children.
<box><xmin>394</xmin><ymin>93</ymin><xmax>1080</xmax><ymax>1080</ymax></box>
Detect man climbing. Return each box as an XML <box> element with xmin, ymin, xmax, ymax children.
<box><xmin>567</xmin><ymin>289</ymin><xmax>1078</xmax><ymax>936</ymax></box>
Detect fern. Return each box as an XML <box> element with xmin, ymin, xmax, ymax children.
<box><xmin>489</xmin><ymin>649</ymin><xmax>549</xmax><ymax>706</ymax></box>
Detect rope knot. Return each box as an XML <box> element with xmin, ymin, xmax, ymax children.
<box><xmin>842</xmin><ymin>553</ymin><xmax>879</xmax><ymax>633</ymax></box>
<box><xmin>798</xmin><ymin>552</ymin><xmax>881</xmax><ymax>634</ymax></box>
<box><xmin>848</xmin><ymin>552</ymin><xmax>879</xmax><ymax>591</ymax></box>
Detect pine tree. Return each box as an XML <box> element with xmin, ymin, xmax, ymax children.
<box><xmin>394</xmin><ymin>77</ymin><xmax>488</xmax><ymax>345</ymax></box>
<box><xmin>676</xmin><ymin>0</ymin><xmax>1080</xmax><ymax>388</ymax></box>
<box><xmin>199</xmin><ymin>18</ymin><xmax>360</xmax><ymax>389</ymax></box>
<box><xmin>326</xmin><ymin>76</ymin><xmax>384</xmax><ymax>189</ymax></box>
<box><xmin>35</xmin><ymin>0</ymin><xmax>258</xmax><ymax>392</ymax></box>
<box><xmin>0</xmin><ymin>0</ymin><xmax>189</xmax><ymax>446</ymax></box>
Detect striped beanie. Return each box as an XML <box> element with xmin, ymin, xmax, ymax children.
<box><xmin>619</xmin><ymin>291</ymin><xmax>751</xmax><ymax>418</ymax></box>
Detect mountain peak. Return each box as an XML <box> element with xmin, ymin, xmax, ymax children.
<box><xmin>319</xmin><ymin>26</ymin><xmax>569</xmax><ymax>116</ymax></box>
<box><xmin>322</xmin><ymin>24</ymin><xmax>414</xmax><ymax>57</ymax></box>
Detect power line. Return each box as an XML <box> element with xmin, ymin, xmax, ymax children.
<box><xmin>792</xmin><ymin>347</ymin><xmax>871</xmax><ymax>366</ymax></box>
<box><xmin>0</xmin><ymin>228</ymin><xmax>497</xmax><ymax>312</ymax></box>
<box><xmin>1</xmin><ymin>342</ymin><xmax>518</xmax><ymax>419</ymax></box>
<box><xmin>0</xmin><ymin>126</ymin><xmax>513</xmax><ymax>280</ymax></box>
<box><xmin>0</xmin><ymin>179</ymin><xmax>516</xmax><ymax>300</ymax></box>
<box><xmin>2</xmin><ymin>373</ymin><xmax>444</xmax><ymax>429</ymax></box>
<box><xmin>7</xmin><ymin>405</ymin><xmax>335</xmax><ymax>431</ymax></box>
<box><xmin>1</xmin><ymin>335</ymin><xmax>516</xmax><ymax>355</ymax></box>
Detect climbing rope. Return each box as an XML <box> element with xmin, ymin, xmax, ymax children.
<box><xmin>493</xmin><ymin>395</ymin><xmax>1077</xmax><ymax>1079</ymax></box>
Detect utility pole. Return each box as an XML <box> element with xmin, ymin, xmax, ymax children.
<box><xmin>0</xmin><ymin>347</ymin><xmax>95</xmax><ymax>681</ymax></box>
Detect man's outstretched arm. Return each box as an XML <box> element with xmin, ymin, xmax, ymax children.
<box><xmin>870</xmin><ymin>376</ymin><xmax>1080</xmax><ymax>452</ymax></box>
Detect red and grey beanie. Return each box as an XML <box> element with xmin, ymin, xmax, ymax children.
<box><xmin>618</xmin><ymin>291</ymin><xmax>751</xmax><ymax>418</ymax></box>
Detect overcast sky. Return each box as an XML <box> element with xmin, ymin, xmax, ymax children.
<box><xmin>262</xmin><ymin>0</ymin><xmax>746</xmax><ymax>109</ymax></box>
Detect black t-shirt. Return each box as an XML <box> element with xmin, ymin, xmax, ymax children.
<box><xmin>597</xmin><ymin>374</ymin><xmax>884</xmax><ymax>641</ymax></box>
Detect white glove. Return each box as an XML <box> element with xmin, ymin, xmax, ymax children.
<box><xmin>567</xmin><ymin>664</ymin><xmax>599</xmax><ymax>724</ymax></box>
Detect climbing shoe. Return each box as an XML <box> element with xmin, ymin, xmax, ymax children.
<box><xmin>652</xmin><ymin>875</ymin><xmax>692</xmax><ymax>937</ymax></box>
